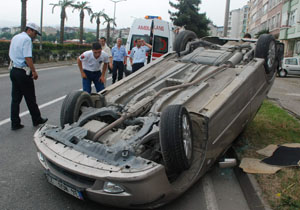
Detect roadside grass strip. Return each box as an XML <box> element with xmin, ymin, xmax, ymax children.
<box><xmin>234</xmin><ymin>100</ymin><xmax>300</xmax><ymax>210</ymax></box>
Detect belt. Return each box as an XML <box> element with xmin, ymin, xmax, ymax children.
<box><xmin>13</xmin><ymin>66</ymin><xmax>26</xmax><ymax>70</ymax></box>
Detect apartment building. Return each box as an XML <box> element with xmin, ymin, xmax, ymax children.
<box><xmin>279</xmin><ymin>0</ymin><xmax>300</xmax><ymax>56</ymax></box>
<box><xmin>225</xmin><ymin>5</ymin><xmax>249</xmax><ymax>38</ymax></box>
<box><xmin>247</xmin><ymin>0</ymin><xmax>283</xmax><ymax>38</ymax></box>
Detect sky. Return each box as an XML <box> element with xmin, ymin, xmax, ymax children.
<box><xmin>0</xmin><ymin>0</ymin><xmax>249</xmax><ymax>29</ymax></box>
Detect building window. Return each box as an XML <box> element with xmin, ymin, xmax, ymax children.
<box><xmin>276</xmin><ymin>13</ymin><xmax>281</xmax><ymax>28</ymax></box>
<box><xmin>263</xmin><ymin>3</ymin><xmax>268</xmax><ymax>15</ymax></box>
<box><xmin>289</xmin><ymin>9</ymin><xmax>297</xmax><ymax>26</ymax></box>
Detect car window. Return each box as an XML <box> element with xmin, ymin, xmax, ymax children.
<box><xmin>153</xmin><ymin>36</ymin><xmax>168</xmax><ymax>54</ymax></box>
<box><xmin>130</xmin><ymin>35</ymin><xmax>150</xmax><ymax>50</ymax></box>
<box><xmin>285</xmin><ymin>58</ymin><xmax>298</xmax><ymax>65</ymax></box>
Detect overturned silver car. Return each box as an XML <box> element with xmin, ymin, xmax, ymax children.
<box><xmin>34</xmin><ymin>32</ymin><xmax>281</xmax><ymax>209</ymax></box>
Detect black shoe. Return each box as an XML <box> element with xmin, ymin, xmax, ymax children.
<box><xmin>33</xmin><ymin>117</ymin><xmax>48</xmax><ymax>126</ymax></box>
<box><xmin>11</xmin><ymin>124</ymin><xmax>24</xmax><ymax>130</ymax></box>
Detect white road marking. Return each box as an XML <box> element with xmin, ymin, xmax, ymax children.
<box><xmin>0</xmin><ymin>77</ymin><xmax>112</xmax><ymax>127</ymax></box>
<box><xmin>202</xmin><ymin>175</ymin><xmax>219</xmax><ymax>210</ymax></box>
<box><xmin>286</xmin><ymin>93</ymin><xmax>300</xmax><ymax>97</ymax></box>
<box><xmin>0</xmin><ymin>64</ymin><xmax>77</xmax><ymax>78</ymax></box>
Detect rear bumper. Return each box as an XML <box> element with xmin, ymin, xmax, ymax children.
<box><xmin>34</xmin><ymin>132</ymin><xmax>175</xmax><ymax>209</ymax></box>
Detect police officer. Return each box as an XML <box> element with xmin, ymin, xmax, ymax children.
<box><xmin>129</xmin><ymin>38</ymin><xmax>152</xmax><ymax>72</ymax></box>
<box><xmin>111</xmin><ymin>38</ymin><xmax>127</xmax><ymax>83</ymax></box>
<box><xmin>77</xmin><ymin>42</ymin><xmax>109</xmax><ymax>93</ymax></box>
<box><xmin>9</xmin><ymin>22</ymin><xmax>48</xmax><ymax>130</ymax></box>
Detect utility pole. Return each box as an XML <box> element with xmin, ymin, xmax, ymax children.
<box><xmin>223</xmin><ymin>0</ymin><xmax>230</xmax><ymax>37</ymax></box>
<box><xmin>39</xmin><ymin>0</ymin><xmax>44</xmax><ymax>50</ymax></box>
<box><xmin>109</xmin><ymin>0</ymin><xmax>126</xmax><ymax>38</ymax></box>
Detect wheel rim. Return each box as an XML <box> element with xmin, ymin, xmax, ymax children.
<box><xmin>279</xmin><ymin>70</ymin><xmax>286</xmax><ymax>77</ymax></box>
<box><xmin>182</xmin><ymin>114</ymin><xmax>192</xmax><ymax>160</ymax></box>
<box><xmin>267</xmin><ymin>41</ymin><xmax>276</xmax><ymax>69</ymax></box>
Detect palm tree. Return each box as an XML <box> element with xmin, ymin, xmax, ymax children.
<box><xmin>50</xmin><ymin>0</ymin><xmax>74</xmax><ymax>44</ymax></box>
<box><xmin>72</xmin><ymin>1</ymin><xmax>92</xmax><ymax>44</ymax></box>
<box><xmin>21</xmin><ymin>0</ymin><xmax>27</xmax><ymax>31</ymax></box>
<box><xmin>90</xmin><ymin>10</ymin><xmax>107</xmax><ymax>41</ymax></box>
<box><xmin>103</xmin><ymin>16</ymin><xmax>116</xmax><ymax>45</ymax></box>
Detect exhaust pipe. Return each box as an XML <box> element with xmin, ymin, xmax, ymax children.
<box><xmin>218</xmin><ymin>158</ymin><xmax>237</xmax><ymax>168</ymax></box>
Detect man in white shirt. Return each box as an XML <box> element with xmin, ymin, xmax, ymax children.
<box><xmin>130</xmin><ymin>38</ymin><xmax>152</xmax><ymax>72</ymax></box>
<box><xmin>99</xmin><ymin>37</ymin><xmax>113</xmax><ymax>71</ymax></box>
<box><xmin>77</xmin><ymin>42</ymin><xmax>109</xmax><ymax>93</ymax></box>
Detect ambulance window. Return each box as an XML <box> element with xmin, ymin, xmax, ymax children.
<box><xmin>130</xmin><ymin>35</ymin><xmax>150</xmax><ymax>50</ymax></box>
<box><xmin>153</xmin><ymin>36</ymin><xmax>168</xmax><ymax>54</ymax></box>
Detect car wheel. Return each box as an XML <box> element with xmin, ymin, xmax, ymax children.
<box><xmin>279</xmin><ymin>69</ymin><xmax>287</xmax><ymax>77</ymax></box>
<box><xmin>159</xmin><ymin>105</ymin><xmax>193</xmax><ymax>173</ymax></box>
<box><xmin>173</xmin><ymin>30</ymin><xmax>197</xmax><ymax>53</ymax></box>
<box><xmin>60</xmin><ymin>90</ymin><xmax>93</xmax><ymax>127</ymax></box>
<box><xmin>255</xmin><ymin>34</ymin><xmax>277</xmax><ymax>75</ymax></box>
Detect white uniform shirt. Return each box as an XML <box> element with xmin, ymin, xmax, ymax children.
<box><xmin>79</xmin><ymin>50</ymin><xmax>109</xmax><ymax>72</ymax></box>
<box><xmin>9</xmin><ymin>32</ymin><xmax>32</xmax><ymax>67</ymax></box>
<box><xmin>130</xmin><ymin>46</ymin><xmax>150</xmax><ymax>64</ymax></box>
<box><xmin>102</xmin><ymin>44</ymin><xmax>112</xmax><ymax>57</ymax></box>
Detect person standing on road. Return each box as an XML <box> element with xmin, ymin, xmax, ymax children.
<box><xmin>77</xmin><ymin>42</ymin><xmax>109</xmax><ymax>94</ymax></box>
<box><xmin>99</xmin><ymin>37</ymin><xmax>113</xmax><ymax>73</ymax></box>
<box><xmin>129</xmin><ymin>38</ymin><xmax>152</xmax><ymax>73</ymax></box>
<box><xmin>9</xmin><ymin>23</ymin><xmax>48</xmax><ymax>130</ymax></box>
<box><xmin>111</xmin><ymin>38</ymin><xmax>127</xmax><ymax>83</ymax></box>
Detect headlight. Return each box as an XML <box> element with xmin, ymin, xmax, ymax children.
<box><xmin>37</xmin><ymin>151</ymin><xmax>45</xmax><ymax>162</ymax></box>
<box><xmin>103</xmin><ymin>181</ymin><xmax>125</xmax><ymax>194</ymax></box>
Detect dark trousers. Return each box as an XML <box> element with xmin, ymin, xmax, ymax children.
<box><xmin>82</xmin><ymin>70</ymin><xmax>104</xmax><ymax>93</ymax></box>
<box><xmin>132</xmin><ymin>63</ymin><xmax>144</xmax><ymax>73</ymax></box>
<box><xmin>112</xmin><ymin>61</ymin><xmax>124</xmax><ymax>83</ymax></box>
<box><xmin>10</xmin><ymin>67</ymin><xmax>41</xmax><ymax>126</ymax></box>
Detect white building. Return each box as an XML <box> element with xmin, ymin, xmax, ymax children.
<box><xmin>226</xmin><ymin>5</ymin><xmax>249</xmax><ymax>38</ymax></box>
<box><xmin>228</xmin><ymin>9</ymin><xmax>242</xmax><ymax>38</ymax></box>
<box><xmin>208</xmin><ymin>23</ymin><xmax>218</xmax><ymax>36</ymax></box>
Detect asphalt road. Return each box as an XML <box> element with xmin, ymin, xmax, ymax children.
<box><xmin>268</xmin><ymin>75</ymin><xmax>300</xmax><ymax>118</ymax></box>
<box><xmin>0</xmin><ymin>65</ymin><xmax>250</xmax><ymax>210</ymax></box>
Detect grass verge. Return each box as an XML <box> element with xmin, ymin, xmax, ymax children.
<box><xmin>234</xmin><ymin>100</ymin><xmax>300</xmax><ymax>210</ymax></box>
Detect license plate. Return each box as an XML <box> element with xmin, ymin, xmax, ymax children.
<box><xmin>46</xmin><ymin>173</ymin><xmax>84</xmax><ymax>200</ymax></box>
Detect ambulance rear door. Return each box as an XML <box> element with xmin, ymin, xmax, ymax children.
<box><xmin>151</xmin><ymin>19</ymin><xmax>173</xmax><ymax>61</ymax></box>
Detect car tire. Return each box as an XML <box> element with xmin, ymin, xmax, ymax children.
<box><xmin>173</xmin><ymin>30</ymin><xmax>197</xmax><ymax>53</ymax></box>
<box><xmin>159</xmin><ymin>105</ymin><xmax>193</xmax><ymax>173</ymax></box>
<box><xmin>60</xmin><ymin>90</ymin><xmax>93</xmax><ymax>127</ymax></box>
<box><xmin>255</xmin><ymin>34</ymin><xmax>277</xmax><ymax>75</ymax></box>
<box><xmin>279</xmin><ymin>69</ymin><xmax>287</xmax><ymax>77</ymax></box>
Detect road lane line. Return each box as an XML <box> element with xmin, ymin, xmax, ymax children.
<box><xmin>202</xmin><ymin>175</ymin><xmax>219</xmax><ymax>210</ymax></box>
<box><xmin>286</xmin><ymin>93</ymin><xmax>300</xmax><ymax>97</ymax></box>
<box><xmin>0</xmin><ymin>64</ymin><xmax>77</xmax><ymax>78</ymax></box>
<box><xmin>0</xmin><ymin>77</ymin><xmax>112</xmax><ymax>127</ymax></box>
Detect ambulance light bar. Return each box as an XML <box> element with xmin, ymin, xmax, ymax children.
<box><xmin>145</xmin><ymin>16</ymin><xmax>162</xmax><ymax>20</ymax></box>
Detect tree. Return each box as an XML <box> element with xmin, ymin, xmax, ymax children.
<box><xmin>90</xmin><ymin>10</ymin><xmax>107</xmax><ymax>41</ymax></box>
<box><xmin>50</xmin><ymin>0</ymin><xmax>74</xmax><ymax>44</ymax></box>
<box><xmin>255</xmin><ymin>29</ymin><xmax>269</xmax><ymax>39</ymax></box>
<box><xmin>72</xmin><ymin>1</ymin><xmax>92</xmax><ymax>44</ymax></box>
<box><xmin>169</xmin><ymin>0</ymin><xmax>210</xmax><ymax>37</ymax></box>
<box><xmin>21</xmin><ymin>0</ymin><xmax>27</xmax><ymax>31</ymax></box>
<box><xmin>103</xmin><ymin>16</ymin><xmax>116</xmax><ymax>45</ymax></box>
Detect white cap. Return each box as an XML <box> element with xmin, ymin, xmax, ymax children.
<box><xmin>26</xmin><ymin>22</ymin><xmax>41</xmax><ymax>35</ymax></box>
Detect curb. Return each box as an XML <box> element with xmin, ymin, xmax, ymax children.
<box><xmin>230</xmin><ymin>148</ymin><xmax>273</xmax><ymax>210</ymax></box>
<box><xmin>233</xmin><ymin>167</ymin><xmax>272</xmax><ymax>210</ymax></box>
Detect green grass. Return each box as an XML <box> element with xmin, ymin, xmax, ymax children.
<box><xmin>235</xmin><ymin>100</ymin><xmax>300</xmax><ymax>209</ymax></box>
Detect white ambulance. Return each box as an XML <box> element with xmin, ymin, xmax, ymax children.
<box><xmin>125</xmin><ymin>16</ymin><xmax>175</xmax><ymax>72</ymax></box>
